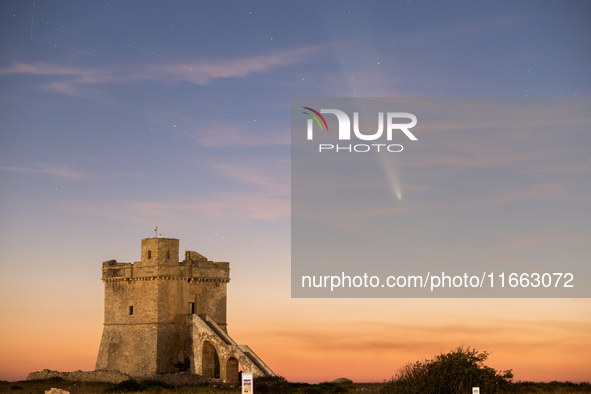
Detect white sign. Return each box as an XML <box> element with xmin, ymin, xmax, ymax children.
<box><xmin>473</xmin><ymin>388</ymin><xmax>480</xmax><ymax>394</ymax></box>
<box><xmin>242</xmin><ymin>372</ymin><xmax>253</xmax><ymax>394</ymax></box>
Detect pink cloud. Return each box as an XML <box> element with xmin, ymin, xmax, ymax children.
<box><xmin>211</xmin><ymin>162</ymin><xmax>289</xmax><ymax>193</ymax></box>
<box><xmin>0</xmin><ymin>45</ymin><xmax>324</xmax><ymax>97</ymax></box>
<box><xmin>158</xmin><ymin>45</ymin><xmax>322</xmax><ymax>84</ymax></box>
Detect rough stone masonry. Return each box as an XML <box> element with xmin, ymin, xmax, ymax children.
<box><xmin>95</xmin><ymin>237</ymin><xmax>274</xmax><ymax>384</ymax></box>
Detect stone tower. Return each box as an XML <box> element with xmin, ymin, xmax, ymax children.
<box><xmin>95</xmin><ymin>237</ymin><xmax>274</xmax><ymax>383</ymax></box>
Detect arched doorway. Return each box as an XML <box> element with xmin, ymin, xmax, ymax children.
<box><xmin>226</xmin><ymin>357</ymin><xmax>239</xmax><ymax>385</ymax></box>
<box><xmin>201</xmin><ymin>341</ymin><xmax>220</xmax><ymax>379</ymax></box>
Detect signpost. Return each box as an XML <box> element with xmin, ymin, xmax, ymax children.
<box><xmin>242</xmin><ymin>372</ymin><xmax>253</xmax><ymax>394</ymax></box>
<box><xmin>473</xmin><ymin>388</ymin><xmax>480</xmax><ymax>394</ymax></box>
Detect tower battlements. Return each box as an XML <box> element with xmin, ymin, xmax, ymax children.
<box><xmin>101</xmin><ymin>238</ymin><xmax>230</xmax><ymax>283</ymax></box>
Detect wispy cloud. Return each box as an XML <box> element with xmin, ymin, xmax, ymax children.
<box><xmin>136</xmin><ymin>192</ymin><xmax>289</xmax><ymax>220</ymax></box>
<box><xmin>69</xmin><ymin>192</ymin><xmax>289</xmax><ymax>223</ymax></box>
<box><xmin>249</xmin><ymin>317</ymin><xmax>591</xmax><ymax>359</ymax></box>
<box><xmin>0</xmin><ymin>164</ymin><xmax>87</xmax><ymax>180</ymax></box>
<box><xmin>0</xmin><ymin>163</ymin><xmax>144</xmax><ymax>181</ymax></box>
<box><xmin>124</xmin><ymin>159</ymin><xmax>291</xmax><ymax>220</ymax></box>
<box><xmin>211</xmin><ymin>161</ymin><xmax>289</xmax><ymax>194</ymax></box>
<box><xmin>186</xmin><ymin>126</ymin><xmax>290</xmax><ymax>148</ymax></box>
<box><xmin>67</xmin><ymin>159</ymin><xmax>290</xmax><ymax>222</ymax></box>
<box><xmin>0</xmin><ymin>45</ymin><xmax>324</xmax><ymax>97</ymax></box>
<box><xmin>399</xmin><ymin>15</ymin><xmax>524</xmax><ymax>47</ymax></box>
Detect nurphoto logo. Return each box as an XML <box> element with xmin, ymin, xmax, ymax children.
<box><xmin>302</xmin><ymin>107</ymin><xmax>418</xmax><ymax>153</ymax></box>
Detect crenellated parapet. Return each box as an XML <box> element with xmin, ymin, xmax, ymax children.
<box><xmin>101</xmin><ymin>249</ymin><xmax>230</xmax><ymax>283</ymax></box>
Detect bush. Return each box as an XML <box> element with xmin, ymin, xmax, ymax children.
<box><xmin>104</xmin><ymin>379</ymin><xmax>175</xmax><ymax>393</ymax></box>
<box><xmin>252</xmin><ymin>375</ymin><xmax>290</xmax><ymax>394</ymax></box>
<box><xmin>380</xmin><ymin>346</ymin><xmax>513</xmax><ymax>394</ymax></box>
<box><xmin>104</xmin><ymin>379</ymin><xmax>147</xmax><ymax>393</ymax></box>
<box><xmin>141</xmin><ymin>380</ymin><xmax>174</xmax><ymax>390</ymax></box>
<box><xmin>299</xmin><ymin>382</ymin><xmax>349</xmax><ymax>393</ymax></box>
<box><xmin>507</xmin><ymin>381</ymin><xmax>591</xmax><ymax>393</ymax></box>
<box><xmin>318</xmin><ymin>382</ymin><xmax>349</xmax><ymax>393</ymax></box>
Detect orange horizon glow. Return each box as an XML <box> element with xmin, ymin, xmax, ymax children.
<box><xmin>2</xmin><ymin>296</ymin><xmax>589</xmax><ymax>383</ymax></box>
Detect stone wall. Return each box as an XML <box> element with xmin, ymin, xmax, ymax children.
<box><xmin>188</xmin><ymin>314</ymin><xmax>275</xmax><ymax>383</ymax></box>
<box><xmin>192</xmin><ymin>279</ymin><xmax>228</xmax><ymax>332</ymax></box>
<box><xmin>95</xmin><ymin>323</ymin><xmax>159</xmax><ymax>375</ymax></box>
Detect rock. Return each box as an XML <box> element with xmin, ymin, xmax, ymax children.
<box><xmin>26</xmin><ymin>369</ymin><xmax>212</xmax><ymax>387</ymax></box>
<box><xmin>26</xmin><ymin>369</ymin><xmax>132</xmax><ymax>384</ymax></box>
<box><xmin>45</xmin><ymin>389</ymin><xmax>69</xmax><ymax>394</ymax></box>
<box><xmin>332</xmin><ymin>378</ymin><xmax>353</xmax><ymax>384</ymax></box>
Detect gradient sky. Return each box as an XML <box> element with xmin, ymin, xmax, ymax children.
<box><xmin>1</xmin><ymin>0</ymin><xmax>590</xmax><ymax>383</ymax></box>
<box><xmin>291</xmin><ymin>98</ymin><xmax>591</xmax><ymax>298</ymax></box>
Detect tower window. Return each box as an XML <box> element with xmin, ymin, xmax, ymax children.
<box><xmin>189</xmin><ymin>302</ymin><xmax>195</xmax><ymax>314</ymax></box>
<box><xmin>129</xmin><ymin>306</ymin><xmax>134</xmax><ymax>315</ymax></box>
<box><xmin>166</xmin><ymin>251</ymin><xmax>170</xmax><ymax>259</ymax></box>
<box><xmin>147</xmin><ymin>250</ymin><xmax>151</xmax><ymax>259</ymax></box>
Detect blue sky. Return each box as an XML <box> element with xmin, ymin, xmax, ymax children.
<box><xmin>0</xmin><ymin>0</ymin><xmax>590</xmax><ymax>382</ymax></box>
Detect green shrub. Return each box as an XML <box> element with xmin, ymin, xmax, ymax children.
<box><xmin>104</xmin><ymin>379</ymin><xmax>175</xmax><ymax>393</ymax></box>
<box><xmin>141</xmin><ymin>380</ymin><xmax>174</xmax><ymax>390</ymax></box>
<box><xmin>252</xmin><ymin>375</ymin><xmax>290</xmax><ymax>394</ymax></box>
<box><xmin>299</xmin><ymin>382</ymin><xmax>349</xmax><ymax>393</ymax></box>
<box><xmin>508</xmin><ymin>381</ymin><xmax>591</xmax><ymax>393</ymax></box>
<box><xmin>104</xmin><ymin>379</ymin><xmax>147</xmax><ymax>393</ymax></box>
<box><xmin>380</xmin><ymin>346</ymin><xmax>513</xmax><ymax>394</ymax></box>
<box><xmin>317</xmin><ymin>382</ymin><xmax>349</xmax><ymax>393</ymax></box>
<box><xmin>332</xmin><ymin>385</ymin><xmax>348</xmax><ymax>393</ymax></box>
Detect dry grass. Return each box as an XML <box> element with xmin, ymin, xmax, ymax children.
<box><xmin>0</xmin><ymin>380</ymin><xmax>110</xmax><ymax>394</ymax></box>
<box><xmin>0</xmin><ymin>379</ymin><xmax>385</xmax><ymax>394</ymax></box>
<box><xmin>1</xmin><ymin>379</ymin><xmax>588</xmax><ymax>394</ymax></box>
<box><xmin>0</xmin><ymin>380</ymin><xmax>239</xmax><ymax>394</ymax></box>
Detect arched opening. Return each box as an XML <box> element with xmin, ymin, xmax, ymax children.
<box><xmin>226</xmin><ymin>357</ymin><xmax>239</xmax><ymax>385</ymax></box>
<box><xmin>202</xmin><ymin>341</ymin><xmax>220</xmax><ymax>379</ymax></box>
<box><xmin>147</xmin><ymin>250</ymin><xmax>152</xmax><ymax>259</ymax></box>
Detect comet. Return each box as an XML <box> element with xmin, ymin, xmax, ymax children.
<box><xmin>378</xmin><ymin>154</ymin><xmax>402</xmax><ymax>200</ymax></box>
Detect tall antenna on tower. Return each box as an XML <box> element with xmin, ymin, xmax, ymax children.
<box><xmin>154</xmin><ymin>226</ymin><xmax>158</xmax><ymax>238</ymax></box>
